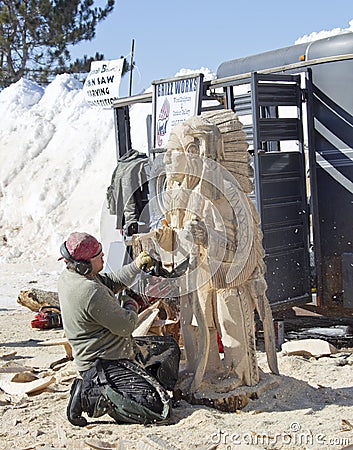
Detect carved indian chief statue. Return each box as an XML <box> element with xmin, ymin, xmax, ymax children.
<box><xmin>161</xmin><ymin>110</ymin><xmax>279</xmax><ymax>394</ymax></box>
<box><xmin>132</xmin><ymin>110</ymin><xmax>279</xmax><ymax>398</ymax></box>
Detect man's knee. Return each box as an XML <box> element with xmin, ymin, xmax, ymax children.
<box><xmin>79</xmin><ymin>364</ymin><xmax>113</xmax><ymax>419</ymax></box>
<box><xmin>79</xmin><ymin>359</ymin><xmax>172</xmax><ymax>425</ymax></box>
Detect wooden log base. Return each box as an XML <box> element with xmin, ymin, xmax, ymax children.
<box><xmin>174</xmin><ymin>372</ymin><xmax>279</xmax><ymax>413</ymax></box>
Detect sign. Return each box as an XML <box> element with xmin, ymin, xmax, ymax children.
<box><xmin>83</xmin><ymin>58</ymin><xmax>125</xmax><ymax>108</ymax></box>
<box><xmin>152</xmin><ymin>73</ymin><xmax>204</xmax><ymax>149</ymax></box>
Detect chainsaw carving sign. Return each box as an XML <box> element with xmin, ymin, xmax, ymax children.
<box><xmin>83</xmin><ymin>58</ymin><xmax>124</xmax><ymax>108</ymax></box>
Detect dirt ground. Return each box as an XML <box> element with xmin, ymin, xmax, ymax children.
<box><xmin>0</xmin><ymin>263</ymin><xmax>352</xmax><ymax>450</ymax></box>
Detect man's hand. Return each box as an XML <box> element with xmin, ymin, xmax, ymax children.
<box><xmin>184</xmin><ymin>220</ymin><xmax>208</xmax><ymax>247</ymax></box>
<box><xmin>122</xmin><ymin>297</ymin><xmax>140</xmax><ymax>313</ymax></box>
<box><xmin>135</xmin><ymin>251</ymin><xmax>154</xmax><ymax>270</ymax></box>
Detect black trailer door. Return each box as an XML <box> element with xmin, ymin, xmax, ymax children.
<box><xmin>251</xmin><ymin>73</ymin><xmax>311</xmax><ymax>309</ymax></box>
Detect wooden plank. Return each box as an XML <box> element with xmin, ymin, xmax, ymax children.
<box><xmin>0</xmin><ymin>375</ymin><xmax>55</xmax><ymax>395</ymax></box>
<box><xmin>281</xmin><ymin>338</ymin><xmax>338</xmax><ymax>357</ymax></box>
<box><xmin>39</xmin><ymin>338</ymin><xmax>73</xmax><ymax>359</ymax></box>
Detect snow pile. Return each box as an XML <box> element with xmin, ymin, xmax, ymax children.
<box><xmin>0</xmin><ymin>69</ymin><xmax>215</xmax><ymax>264</ymax></box>
<box><xmin>0</xmin><ymin>75</ymin><xmax>117</xmax><ymax>263</ymax></box>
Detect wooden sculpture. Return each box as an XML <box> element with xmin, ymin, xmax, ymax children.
<box><xmin>162</xmin><ymin>110</ymin><xmax>279</xmax><ymax>395</ymax></box>
<box><xmin>133</xmin><ymin>110</ymin><xmax>279</xmax><ymax>410</ymax></box>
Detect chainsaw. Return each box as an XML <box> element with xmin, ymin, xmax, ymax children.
<box><xmin>127</xmin><ymin>251</ymin><xmax>189</xmax><ymax>311</ymax></box>
<box><xmin>31</xmin><ymin>305</ymin><xmax>63</xmax><ymax>329</ymax></box>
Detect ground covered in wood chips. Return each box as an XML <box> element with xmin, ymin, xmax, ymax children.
<box><xmin>0</xmin><ymin>263</ymin><xmax>352</xmax><ymax>450</ymax></box>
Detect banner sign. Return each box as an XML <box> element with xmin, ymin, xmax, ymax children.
<box><xmin>152</xmin><ymin>73</ymin><xmax>204</xmax><ymax>149</ymax></box>
<box><xmin>83</xmin><ymin>58</ymin><xmax>124</xmax><ymax>108</ymax></box>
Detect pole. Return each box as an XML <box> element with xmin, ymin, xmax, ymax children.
<box><xmin>129</xmin><ymin>39</ymin><xmax>135</xmax><ymax>97</ymax></box>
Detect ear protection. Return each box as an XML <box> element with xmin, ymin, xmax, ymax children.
<box><xmin>60</xmin><ymin>242</ymin><xmax>92</xmax><ymax>276</ymax></box>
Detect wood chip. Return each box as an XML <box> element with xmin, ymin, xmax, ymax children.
<box><xmin>342</xmin><ymin>419</ymin><xmax>353</xmax><ymax>430</ymax></box>
<box><xmin>11</xmin><ymin>372</ymin><xmax>38</xmax><ymax>383</ymax></box>
<box><xmin>281</xmin><ymin>338</ymin><xmax>338</xmax><ymax>357</ymax></box>
<box><xmin>84</xmin><ymin>438</ymin><xmax>117</xmax><ymax>449</ymax></box>
<box><xmin>0</xmin><ymin>375</ymin><xmax>55</xmax><ymax>395</ymax></box>
<box><xmin>0</xmin><ymin>351</ymin><xmax>17</xmax><ymax>359</ymax></box>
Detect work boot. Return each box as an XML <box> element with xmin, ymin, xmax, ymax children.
<box><xmin>67</xmin><ymin>378</ymin><xmax>87</xmax><ymax>427</ymax></box>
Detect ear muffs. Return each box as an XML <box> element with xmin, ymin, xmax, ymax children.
<box><xmin>60</xmin><ymin>242</ymin><xmax>92</xmax><ymax>276</ymax></box>
<box><xmin>72</xmin><ymin>260</ymin><xmax>92</xmax><ymax>276</ymax></box>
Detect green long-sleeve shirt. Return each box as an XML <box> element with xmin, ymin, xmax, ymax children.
<box><xmin>58</xmin><ymin>262</ymin><xmax>140</xmax><ymax>372</ymax></box>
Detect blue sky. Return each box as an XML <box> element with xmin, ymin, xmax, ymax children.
<box><xmin>70</xmin><ymin>0</ymin><xmax>353</xmax><ymax>97</ymax></box>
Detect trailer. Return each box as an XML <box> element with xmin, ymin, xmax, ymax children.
<box><xmin>111</xmin><ymin>32</ymin><xmax>353</xmax><ymax>315</ymax></box>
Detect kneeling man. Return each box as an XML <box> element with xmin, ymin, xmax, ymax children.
<box><xmin>58</xmin><ymin>231</ymin><xmax>180</xmax><ymax>426</ymax></box>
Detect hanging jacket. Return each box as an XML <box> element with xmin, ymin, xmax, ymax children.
<box><xmin>106</xmin><ymin>149</ymin><xmax>149</xmax><ymax>230</ymax></box>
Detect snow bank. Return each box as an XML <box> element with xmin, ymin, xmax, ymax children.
<box><xmin>0</xmin><ymin>68</ymin><xmax>215</xmax><ymax>264</ymax></box>
<box><xmin>0</xmin><ymin>74</ymin><xmax>117</xmax><ymax>262</ymax></box>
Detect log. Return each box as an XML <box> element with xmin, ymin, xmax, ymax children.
<box><xmin>17</xmin><ymin>288</ymin><xmax>60</xmax><ymax>312</ymax></box>
<box><xmin>174</xmin><ymin>372</ymin><xmax>279</xmax><ymax>412</ymax></box>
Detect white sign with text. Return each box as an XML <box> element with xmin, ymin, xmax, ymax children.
<box><xmin>83</xmin><ymin>58</ymin><xmax>124</xmax><ymax>108</ymax></box>
<box><xmin>152</xmin><ymin>74</ymin><xmax>203</xmax><ymax>148</ymax></box>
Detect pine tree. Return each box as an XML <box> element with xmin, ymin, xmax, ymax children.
<box><xmin>0</xmin><ymin>0</ymin><xmax>117</xmax><ymax>88</ymax></box>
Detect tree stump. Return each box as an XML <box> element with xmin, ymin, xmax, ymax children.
<box><xmin>174</xmin><ymin>371</ymin><xmax>279</xmax><ymax>412</ymax></box>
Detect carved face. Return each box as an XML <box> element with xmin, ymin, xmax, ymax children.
<box><xmin>164</xmin><ymin>149</ymin><xmax>188</xmax><ymax>184</ymax></box>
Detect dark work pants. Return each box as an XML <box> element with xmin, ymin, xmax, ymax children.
<box><xmin>80</xmin><ymin>335</ymin><xmax>180</xmax><ymax>419</ymax></box>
